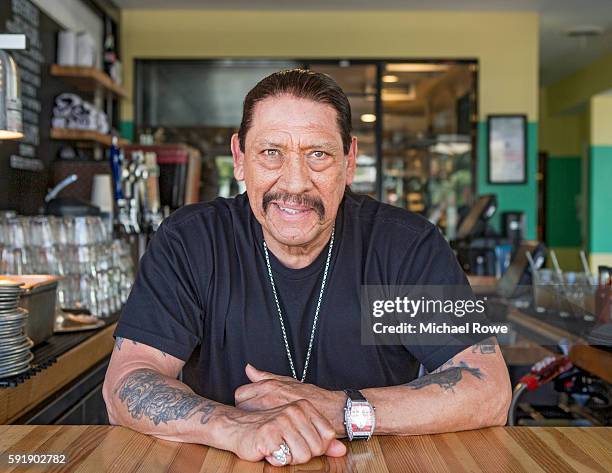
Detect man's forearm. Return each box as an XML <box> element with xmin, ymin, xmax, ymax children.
<box><xmin>361</xmin><ymin>356</ymin><xmax>510</xmax><ymax>435</ymax></box>
<box><xmin>320</xmin><ymin>361</ymin><xmax>506</xmax><ymax>437</ymax></box>
<box><xmin>105</xmin><ymin>368</ymin><xmax>235</xmax><ymax>449</ymax></box>
<box><xmin>106</xmin><ymin>367</ymin><xmax>347</xmax><ymax>464</ymax></box>
<box><xmin>308</xmin><ymin>341</ymin><xmax>511</xmax><ymax>436</ymax></box>
<box><xmin>234</xmin><ymin>340</ymin><xmax>511</xmax><ymax>437</ymax></box>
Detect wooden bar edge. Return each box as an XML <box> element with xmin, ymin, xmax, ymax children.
<box><xmin>0</xmin><ymin>323</ymin><xmax>116</xmax><ymax>424</ymax></box>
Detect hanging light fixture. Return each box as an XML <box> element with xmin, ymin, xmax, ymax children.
<box><xmin>0</xmin><ymin>34</ymin><xmax>26</xmax><ymax>140</ymax></box>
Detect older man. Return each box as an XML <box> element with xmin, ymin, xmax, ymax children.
<box><xmin>103</xmin><ymin>69</ymin><xmax>511</xmax><ymax>466</ymax></box>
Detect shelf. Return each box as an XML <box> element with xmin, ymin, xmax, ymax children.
<box><xmin>50</xmin><ymin>128</ymin><xmax>129</xmax><ymax>147</ymax></box>
<box><xmin>50</xmin><ymin>65</ymin><xmax>127</xmax><ymax>98</ymax></box>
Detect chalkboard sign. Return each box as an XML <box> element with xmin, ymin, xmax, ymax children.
<box><xmin>0</xmin><ymin>0</ymin><xmax>64</xmax><ymax>213</ymax></box>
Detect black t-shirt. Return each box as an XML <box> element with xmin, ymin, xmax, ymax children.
<box><xmin>115</xmin><ymin>191</ymin><xmax>474</xmax><ymax>405</ymax></box>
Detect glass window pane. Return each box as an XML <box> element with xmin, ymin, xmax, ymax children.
<box><xmin>381</xmin><ymin>63</ymin><xmax>476</xmax><ymax>239</ymax></box>
<box><xmin>137</xmin><ymin>60</ymin><xmax>299</xmax><ymax>199</ymax></box>
<box><xmin>139</xmin><ymin>60</ymin><xmax>299</xmax><ymax>128</ymax></box>
<box><xmin>308</xmin><ymin>63</ymin><xmax>378</xmax><ymax>196</ymax></box>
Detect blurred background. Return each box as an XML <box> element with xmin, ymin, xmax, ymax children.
<box><xmin>2</xmin><ymin>0</ymin><xmax>612</xmax><ymax>269</ymax></box>
<box><xmin>0</xmin><ymin>0</ymin><xmax>610</xmax><ymax>428</ymax></box>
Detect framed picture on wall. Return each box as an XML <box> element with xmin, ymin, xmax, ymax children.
<box><xmin>487</xmin><ymin>114</ymin><xmax>527</xmax><ymax>184</ymax></box>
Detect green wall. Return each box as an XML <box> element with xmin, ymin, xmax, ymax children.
<box><xmin>545</xmin><ymin>157</ymin><xmax>581</xmax><ymax>247</ymax></box>
<box><xmin>477</xmin><ymin>121</ymin><xmax>538</xmax><ymax>240</ymax></box>
<box><xmin>120</xmin><ymin>120</ymin><xmax>135</xmax><ymax>142</ymax></box>
<box><xmin>589</xmin><ymin>145</ymin><xmax>612</xmax><ymax>253</ymax></box>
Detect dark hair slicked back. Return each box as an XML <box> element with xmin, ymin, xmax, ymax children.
<box><xmin>238</xmin><ymin>69</ymin><xmax>352</xmax><ymax>154</ymax></box>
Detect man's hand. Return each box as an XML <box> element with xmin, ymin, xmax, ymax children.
<box><xmin>235</xmin><ymin>364</ymin><xmax>346</xmax><ymax>435</ymax></box>
<box><xmin>226</xmin><ymin>399</ymin><xmax>346</xmax><ymax>465</ymax></box>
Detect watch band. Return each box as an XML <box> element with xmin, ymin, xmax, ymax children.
<box><xmin>343</xmin><ymin>388</ymin><xmax>367</xmax><ymax>402</ymax></box>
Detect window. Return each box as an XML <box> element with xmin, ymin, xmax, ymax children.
<box><xmin>136</xmin><ymin>59</ymin><xmax>478</xmax><ymax>238</ymax></box>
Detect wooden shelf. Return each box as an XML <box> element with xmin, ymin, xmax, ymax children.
<box><xmin>50</xmin><ymin>128</ymin><xmax>129</xmax><ymax>147</ymax></box>
<box><xmin>50</xmin><ymin>64</ymin><xmax>127</xmax><ymax>98</ymax></box>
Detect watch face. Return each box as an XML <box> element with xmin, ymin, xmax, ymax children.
<box><xmin>350</xmin><ymin>403</ymin><xmax>373</xmax><ymax>433</ymax></box>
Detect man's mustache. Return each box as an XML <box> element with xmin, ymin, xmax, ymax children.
<box><xmin>262</xmin><ymin>192</ymin><xmax>325</xmax><ymax>220</ymax></box>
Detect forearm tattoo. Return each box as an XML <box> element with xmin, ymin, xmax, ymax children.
<box><xmin>406</xmin><ymin>361</ymin><xmax>483</xmax><ymax>392</ymax></box>
<box><xmin>195</xmin><ymin>402</ymin><xmax>216</xmax><ymax>425</ymax></box>
<box><xmin>116</xmin><ymin>369</ymin><xmax>217</xmax><ymax>426</ymax></box>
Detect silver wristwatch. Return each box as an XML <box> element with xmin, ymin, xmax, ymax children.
<box><xmin>343</xmin><ymin>389</ymin><xmax>375</xmax><ymax>441</ymax></box>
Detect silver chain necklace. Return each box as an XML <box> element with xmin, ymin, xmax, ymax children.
<box><xmin>262</xmin><ymin>227</ymin><xmax>335</xmax><ymax>383</ymax></box>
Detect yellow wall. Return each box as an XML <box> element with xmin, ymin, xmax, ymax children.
<box><xmin>547</xmin><ymin>50</ymin><xmax>612</xmax><ymax>115</ymax></box>
<box><xmin>591</xmin><ymin>253</ymin><xmax>612</xmax><ymax>271</ymax></box>
<box><xmin>539</xmin><ymin>86</ymin><xmax>588</xmax><ymax>157</ymax></box>
<box><xmin>544</xmin><ymin>248</ymin><xmax>583</xmax><ymax>272</ymax></box>
<box><xmin>590</xmin><ymin>94</ymin><xmax>612</xmax><ymax>146</ymax></box>
<box><xmin>119</xmin><ymin>9</ymin><xmax>539</xmax><ymax>122</ymax></box>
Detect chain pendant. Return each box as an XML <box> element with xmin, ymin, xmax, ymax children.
<box><xmin>262</xmin><ymin>227</ymin><xmax>335</xmax><ymax>383</ymax></box>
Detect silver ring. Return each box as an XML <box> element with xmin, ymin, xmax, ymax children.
<box><xmin>272</xmin><ymin>442</ymin><xmax>291</xmax><ymax>466</ymax></box>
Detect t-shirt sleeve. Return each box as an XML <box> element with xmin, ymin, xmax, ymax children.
<box><xmin>114</xmin><ymin>222</ymin><xmax>204</xmax><ymax>361</ymax></box>
<box><xmin>396</xmin><ymin>224</ymin><xmax>487</xmax><ymax>372</ymax></box>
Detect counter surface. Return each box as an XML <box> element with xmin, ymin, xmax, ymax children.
<box><xmin>0</xmin><ymin>425</ymin><xmax>610</xmax><ymax>472</ymax></box>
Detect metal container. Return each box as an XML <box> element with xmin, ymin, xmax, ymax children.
<box><xmin>4</xmin><ymin>275</ymin><xmax>61</xmax><ymax>345</ymax></box>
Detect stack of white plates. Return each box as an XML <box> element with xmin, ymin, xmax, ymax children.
<box><xmin>0</xmin><ymin>280</ymin><xmax>33</xmax><ymax>379</ymax></box>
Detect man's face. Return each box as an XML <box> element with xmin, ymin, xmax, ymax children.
<box><xmin>231</xmin><ymin>94</ymin><xmax>356</xmax><ymax>248</ymax></box>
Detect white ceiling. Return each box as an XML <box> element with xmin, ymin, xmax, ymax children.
<box><xmin>114</xmin><ymin>0</ymin><xmax>612</xmax><ymax>86</ymax></box>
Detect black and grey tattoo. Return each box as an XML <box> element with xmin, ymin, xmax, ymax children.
<box><xmin>115</xmin><ymin>337</ymin><xmax>138</xmax><ymax>351</ymax></box>
<box><xmin>472</xmin><ymin>336</ymin><xmax>497</xmax><ymax>355</ymax></box>
<box><xmin>116</xmin><ymin>369</ymin><xmax>217</xmax><ymax>425</ymax></box>
<box><xmin>406</xmin><ymin>361</ymin><xmax>483</xmax><ymax>392</ymax></box>
<box><xmin>195</xmin><ymin>402</ymin><xmax>217</xmax><ymax>425</ymax></box>
<box><xmin>115</xmin><ymin>337</ymin><xmax>168</xmax><ymax>357</ymax></box>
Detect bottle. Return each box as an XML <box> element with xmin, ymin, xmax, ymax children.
<box><xmin>596</xmin><ymin>266</ymin><xmax>611</xmax><ymax>323</ymax></box>
<box><xmin>109</xmin><ymin>136</ymin><xmax>124</xmax><ymax>203</ymax></box>
<box><xmin>103</xmin><ymin>17</ymin><xmax>116</xmax><ymax>76</ymax></box>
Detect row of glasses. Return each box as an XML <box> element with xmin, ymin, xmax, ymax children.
<box><xmin>57</xmin><ymin>216</ymin><xmax>109</xmax><ymax>315</ymax></box>
<box><xmin>0</xmin><ymin>217</ymin><xmax>34</xmax><ymax>274</ymax></box>
<box><xmin>0</xmin><ymin>215</ymin><xmax>76</xmax><ymax>275</ymax></box>
<box><xmin>532</xmin><ymin>268</ymin><xmax>596</xmax><ymax>321</ymax></box>
<box><xmin>0</xmin><ymin>214</ymin><xmax>135</xmax><ymax>318</ymax></box>
<box><xmin>558</xmin><ymin>271</ymin><xmax>597</xmax><ymax>321</ymax></box>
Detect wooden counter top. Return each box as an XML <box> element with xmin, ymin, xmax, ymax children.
<box><xmin>0</xmin><ymin>425</ymin><xmax>610</xmax><ymax>472</ymax></box>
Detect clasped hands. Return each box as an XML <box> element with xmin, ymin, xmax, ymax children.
<box><xmin>228</xmin><ymin>363</ymin><xmax>347</xmax><ymax>466</ymax></box>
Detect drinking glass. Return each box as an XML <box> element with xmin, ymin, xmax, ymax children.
<box><xmin>0</xmin><ymin>213</ymin><xmax>135</xmax><ymax>318</ymax></box>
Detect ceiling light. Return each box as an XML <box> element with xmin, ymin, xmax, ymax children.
<box><xmin>382</xmin><ymin>90</ymin><xmax>416</xmax><ymax>102</ymax></box>
<box><xmin>386</xmin><ymin>64</ymin><xmax>450</xmax><ymax>73</ymax></box>
<box><xmin>566</xmin><ymin>25</ymin><xmax>605</xmax><ymax>48</ymax></box>
<box><xmin>360</xmin><ymin>114</ymin><xmax>376</xmax><ymax>123</ymax></box>
<box><xmin>382</xmin><ymin>74</ymin><xmax>399</xmax><ymax>83</ymax></box>
<box><xmin>566</xmin><ymin>25</ymin><xmax>604</xmax><ymax>38</ymax></box>
<box><xmin>0</xmin><ymin>52</ymin><xmax>23</xmax><ymax>140</ymax></box>
<box><xmin>0</xmin><ymin>35</ymin><xmax>25</xmax><ymax>141</ymax></box>
<box><xmin>430</xmin><ymin>142</ymin><xmax>471</xmax><ymax>155</ymax></box>
<box><xmin>0</xmin><ymin>130</ymin><xmax>23</xmax><ymax>139</ymax></box>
